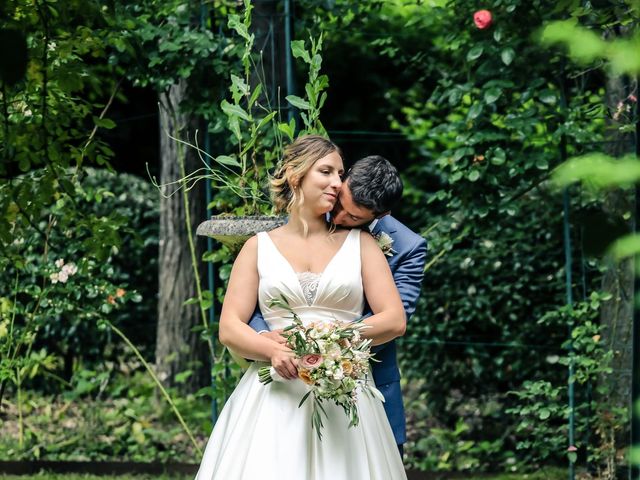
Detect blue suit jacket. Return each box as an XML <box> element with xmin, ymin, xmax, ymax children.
<box><xmin>248</xmin><ymin>215</ymin><xmax>427</xmax><ymax>445</ymax></box>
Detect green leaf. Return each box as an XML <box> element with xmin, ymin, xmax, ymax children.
<box><xmin>491</xmin><ymin>148</ymin><xmax>506</xmax><ymax>165</ymax></box>
<box><xmin>228</xmin><ymin>117</ymin><xmax>241</xmax><ymax>141</ymax></box>
<box><xmin>467</xmin><ymin>46</ymin><xmax>484</xmax><ymax>61</ymax></box>
<box><xmin>221</xmin><ymin>100</ymin><xmax>251</xmax><ymax>122</ymax></box>
<box><xmin>539</xmin><ymin>89</ymin><xmax>557</xmax><ymax>105</ymax></box>
<box><xmin>228</xmin><ymin>15</ymin><xmax>250</xmax><ymax>41</ymax></box>
<box><xmin>609</xmin><ymin>234</ymin><xmax>640</xmax><ymax>260</ymax></box>
<box><xmin>175</xmin><ymin>370</ymin><xmax>193</xmax><ymax>384</ymax></box>
<box><xmin>540</xmin><ymin>20</ymin><xmax>606</xmax><ymax>64</ymax></box>
<box><xmin>467</xmin><ymin>103</ymin><xmax>483</xmax><ymax>120</ymax></box>
<box><xmin>286</xmin><ymin>95</ymin><xmax>311</xmax><ymax>110</ymax></box>
<box><xmin>248</xmin><ymin>83</ymin><xmax>262</xmax><ymax>108</ymax></box>
<box><xmin>468</xmin><ymin>170</ymin><xmax>480</xmax><ymax>182</ymax></box>
<box><xmin>278</xmin><ymin>118</ymin><xmax>295</xmax><ymax>140</ymax></box>
<box><xmin>501</xmin><ymin>48</ymin><xmax>515</xmax><ymax>66</ymax></box>
<box><xmin>539</xmin><ymin>409</ymin><xmax>551</xmax><ymax>420</ymax></box>
<box><xmin>93</xmin><ymin>117</ymin><xmax>116</xmax><ymax>129</ymax></box>
<box><xmin>552</xmin><ymin>153</ymin><xmax>640</xmax><ymax>188</ymax></box>
<box><xmin>535</xmin><ymin>158</ymin><xmax>549</xmax><ymax>170</ymax></box>
<box><xmin>215</xmin><ymin>155</ymin><xmax>240</xmax><ymax>167</ymax></box>
<box><xmin>290</xmin><ymin>40</ymin><xmax>311</xmax><ymax>63</ymax></box>
<box><xmin>256</xmin><ymin>111</ymin><xmax>277</xmax><ymax>132</ymax></box>
<box><xmin>18</xmin><ymin>157</ymin><xmax>30</xmax><ymax>172</ymax></box>
<box><xmin>484</xmin><ymin>88</ymin><xmax>502</xmax><ymax>104</ymax></box>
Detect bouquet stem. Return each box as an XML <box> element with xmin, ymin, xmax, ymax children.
<box><xmin>258</xmin><ymin>366</ymin><xmax>274</xmax><ymax>385</ymax></box>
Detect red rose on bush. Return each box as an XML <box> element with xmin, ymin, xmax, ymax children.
<box><xmin>474</xmin><ymin>10</ymin><xmax>493</xmax><ymax>29</ymax></box>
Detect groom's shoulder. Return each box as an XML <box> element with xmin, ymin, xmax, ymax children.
<box><xmin>385</xmin><ymin>215</ymin><xmax>425</xmax><ymax>246</ymax></box>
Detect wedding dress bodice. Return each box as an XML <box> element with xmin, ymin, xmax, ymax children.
<box><xmin>257</xmin><ymin>229</ymin><xmax>365</xmax><ymax>329</ymax></box>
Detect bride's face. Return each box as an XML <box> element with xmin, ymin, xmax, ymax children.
<box><xmin>297</xmin><ymin>151</ymin><xmax>344</xmax><ymax>214</ymax></box>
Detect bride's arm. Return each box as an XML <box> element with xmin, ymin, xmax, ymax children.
<box><xmin>218</xmin><ymin>236</ymin><xmax>298</xmax><ymax>378</ymax></box>
<box><xmin>360</xmin><ymin>232</ymin><xmax>407</xmax><ymax>345</ymax></box>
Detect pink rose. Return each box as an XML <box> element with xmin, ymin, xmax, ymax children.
<box><xmin>474</xmin><ymin>10</ymin><xmax>493</xmax><ymax>30</ymax></box>
<box><xmin>300</xmin><ymin>354</ymin><xmax>323</xmax><ymax>370</ymax></box>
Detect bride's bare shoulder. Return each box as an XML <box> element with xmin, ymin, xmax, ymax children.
<box><xmin>236</xmin><ymin>235</ymin><xmax>258</xmax><ymax>258</ymax></box>
<box><xmin>266</xmin><ymin>225</ymin><xmax>286</xmax><ymax>238</ymax></box>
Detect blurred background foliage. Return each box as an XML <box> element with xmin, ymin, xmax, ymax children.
<box><xmin>1</xmin><ymin>0</ymin><xmax>638</xmax><ymax>476</ymax></box>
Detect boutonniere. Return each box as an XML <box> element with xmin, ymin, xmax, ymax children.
<box><xmin>374</xmin><ymin>231</ymin><xmax>395</xmax><ymax>257</ymax></box>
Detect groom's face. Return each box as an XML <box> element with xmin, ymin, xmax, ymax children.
<box><xmin>331</xmin><ymin>181</ymin><xmax>377</xmax><ymax>227</ymax></box>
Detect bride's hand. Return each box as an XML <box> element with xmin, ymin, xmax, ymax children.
<box><xmin>269</xmin><ymin>343</ymin><xmax>298</xmax><ymax>380</ymax></box>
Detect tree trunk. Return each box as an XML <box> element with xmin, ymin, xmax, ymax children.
<box><xmin>598</xmin><ymin>75</ymin><xmax>635</xmax><ymax>473</ymax></box>
<box><xmin>155</xmin><ymin>79</ymin><xmax>209</xmax><ymax>393</ymax></box>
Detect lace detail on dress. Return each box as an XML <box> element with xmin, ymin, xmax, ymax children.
<box><xmin>296</xmin><ymin>271</ymin><xmax>321</xmax><ymax>306</ymax></box>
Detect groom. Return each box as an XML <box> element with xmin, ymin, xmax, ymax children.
<box><xmin>249</xmin><ymin>155</ymin><xmax>427</xmax><ymax>455</ymax></box>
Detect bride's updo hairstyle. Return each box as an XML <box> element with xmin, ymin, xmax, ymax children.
<box><xmin>270</xmin><ymin>134</ymin><xmax>342</xmax><ymax>214</ymax></box>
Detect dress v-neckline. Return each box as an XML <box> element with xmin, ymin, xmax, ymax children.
<box><xmin>264</xmin><ymin>229</ymin><xmax>354</xmax><ymax>277</ymax></box>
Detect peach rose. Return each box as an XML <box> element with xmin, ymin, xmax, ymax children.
<box><xmin>341</xmin><ymin>360</ymin><xmax>353</xmax><ymax>376</ymax></box>
<box><xmin>298</xmin><ymin>368</ymin><xmax>314</xmax><ymax>385</ymax></box>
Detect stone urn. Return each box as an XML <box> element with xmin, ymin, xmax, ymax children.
<box><xmin>196</xmin><ymin>215</ymin><xmax>286</xmax><ymax>251</ymax></box>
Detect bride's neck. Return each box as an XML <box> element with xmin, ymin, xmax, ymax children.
<box><xmin>287</xmin><ymin>209</ymin><xmax>328</xmax><ymax>236</ymax></box>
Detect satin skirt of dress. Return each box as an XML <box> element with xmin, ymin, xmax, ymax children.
<box><xmin>194</xmin><ymin>363</ymin><xmax>407</xmax><ymax>480</ymax></box>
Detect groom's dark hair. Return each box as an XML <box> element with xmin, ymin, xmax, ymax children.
<box><xmin>344</xmin><ymin>155</ymin><xmax>403</xmax><ymax>215</ymax></box>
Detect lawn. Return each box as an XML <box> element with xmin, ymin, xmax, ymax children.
<box><xmin>0</xmin><ymin>467</ymin><xmax>568</xmax><ymax>480</ymax></box>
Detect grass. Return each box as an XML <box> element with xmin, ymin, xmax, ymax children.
<box><xmin>0</xmin><ymin>476</ymin><xmax>189</xmax><ymax>480</ymax></box>
<box><xmin>0</xmin><ymin>467</ymin><xmax>568</xmax><ymax>480</ymax></box>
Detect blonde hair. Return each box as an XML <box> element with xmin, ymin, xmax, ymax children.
<box><xmin>270</xmin><ymin>134</ymin><xmax>341</xmax><ymax>214</ymax></box>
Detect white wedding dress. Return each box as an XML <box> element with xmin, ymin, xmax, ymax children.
<box><xmin>194</xmin><ymin>229</ymin><xmax>407</xmax><ymax>480</ymax></box>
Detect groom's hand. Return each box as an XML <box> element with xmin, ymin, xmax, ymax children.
<box><xmin>260</xmin><ymin>329</ymin><xmax>287</xmax><ymax>344</ymax></box>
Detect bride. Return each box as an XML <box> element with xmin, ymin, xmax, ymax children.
<box><xmin>194</xmin><ymin>135</ymin><xmax>407</xmax><ymax>480</ymax></box>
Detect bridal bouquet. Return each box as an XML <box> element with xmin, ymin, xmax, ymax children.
<box><xmin>257</xmin><ymin>295</ymin><xmax>384</xmax><ymax>440</ymax></box>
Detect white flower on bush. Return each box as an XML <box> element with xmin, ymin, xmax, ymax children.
<box><xmin>50</xmin><ymin>259</ymin><xmax>78</xmax><ymax>284</ymax></box>
<box><xmin>482</xmin><ymin>240</ymin><xmax>495</xmax><ymax>249</ymax></box>
<box><xmin>61</xmin><ymin>263</ymin><xmax>78</xmax><ymax>276</ymax></box>
<box><xmin>460</xmin><ymin>257</ymin><xmax>473</xmax><ymax>270</ymax></box>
